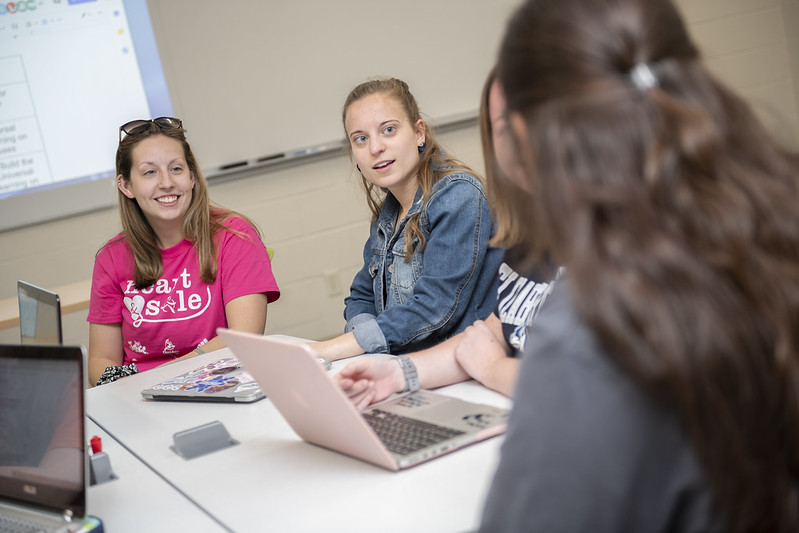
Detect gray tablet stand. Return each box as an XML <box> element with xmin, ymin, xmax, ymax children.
<box><xmin>171</xmin><ymin>420</ymin><xmax>239</xmax><ymax>460</ymax></box>
<box><xmin>89</xmin><ymin>452</ymin><xmax>118</xmax><ymax>485</ymax></box>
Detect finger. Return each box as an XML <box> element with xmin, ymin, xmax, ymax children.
<box><xmin>334</xmin><ymin>375</ymin><xmax>355</xmax><ymax>390</ymax></box>
<box><xmin>340</xmin><ymin>375</ymin><xmax>368</xmax><ymax>392</ymax></box>
<box><xmin>355</xmin><ymin>390</ymin><xmax>376</xmax><ymax>411</ymax></box>
<box><xmin>349</xmin><ymin>386</ymin><xmax>373</xmax><ymax>408</ymax></box>
<box><xmin>337</xmin><ymin>359</ymin><xmax>368</xmax><ymax>378</ymax></box>
<box><xmin>340</xmin><ymin>359</ymin><xmax>372</xmax><ymax>378</ymax></box>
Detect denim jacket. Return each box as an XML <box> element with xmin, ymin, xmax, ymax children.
<box><xmin>344</xmin><ymin>171</ymin><xmax>504</xmax><ymax>354</ymax></box>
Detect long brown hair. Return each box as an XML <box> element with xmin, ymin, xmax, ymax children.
<box><xmin>342</xmin><ymin>78</ymin><xmax>483</xmax><ymax>258</ymax></box>
<box><xmin>114</xmin><ymin>122</ymin><xmax>259</xmax><ymax>289</ymax></box>
<box><xmin>499</xmin><ymin>0</ymin><xmax>799</xmax><ymax>531</ymax></box>
<box><xmin>479</xmin><ymin>67</ymin><xmax>529</xmax><ymax>249</ymax></box>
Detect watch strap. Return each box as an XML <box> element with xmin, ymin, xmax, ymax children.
<box><xmin>397</xmin><ymin>356</ymin><xmax>420</xmax><ymax>392</ymax></box>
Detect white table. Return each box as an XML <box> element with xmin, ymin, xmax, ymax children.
<box><xmin>86</xmin><ymin>343</ymin><xmax>510</xmax><ymax>532</ymax></box>
<box><xmin>85</xmin><ymin>418</ymin><xmax>228</xmax><ymax>532</ymax></box>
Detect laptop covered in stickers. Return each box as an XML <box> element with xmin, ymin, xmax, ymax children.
<box><xmin>140</xmin><ymin>357</ymin><xmax>265</xmax><ymax>403</ymax></box>
<box><xmin>140</xmin><ymin>353</ymin><xmax>333</xmax><ymax>403</ymax></box>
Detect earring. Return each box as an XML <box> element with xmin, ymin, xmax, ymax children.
<box><xmin>356</xmin><ymin>164</ymin><xmax>361</xmax><ymax>173</ymax></box>
<box><xmin>418</xmin><ymin>142</ymin><xmax>427</xmax><ymax>153</ymax></box>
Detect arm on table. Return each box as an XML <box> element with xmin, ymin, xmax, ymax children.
<box><xmin>455</xmin><ymin>313</ymin><xmax>520</xmax><ymax>397</ymax></box>
<box><xmin>336</xmin><ymin>312</ymin><xmax>520</xmax><ymax>408</ymax></box>
<box><xmin>335</xmin><ymin>322</ymin><xmax>485</xmax><ymax>410</ymax></box>
<box><xmin>311</xmin><ymin>331</ymin><xmax>366</xmax><ymax>362</ymax></box>
<box><xmin>88</xmin><ymin>322</ymin><xmax>124</xmax><ymax>386</ymax></box>
<box><xmin>161</xmin><ymin>292</ymin><xmax>269</xmax><ymax>364</ymax></box>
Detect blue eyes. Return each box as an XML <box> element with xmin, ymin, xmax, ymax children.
<box><xmin>351</xmin><ymin>125</ymin><xmax>398</xmax><ymax>145</ymax></box>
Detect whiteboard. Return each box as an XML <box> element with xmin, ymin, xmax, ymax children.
<box><xmin>147</xmin><ymin>0</ymin><xmax>520</xmax><ymax>173</ymax></box>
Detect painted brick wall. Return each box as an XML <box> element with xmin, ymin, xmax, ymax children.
<box><xmin>676</xmin><ymin>0</ymin><xmax>799</xmax><ymax>148</ymax></box>
<box><xmin>1</xmin><ymin>1</ymin><xmax>797</xmax><ymax>350</ymax></box>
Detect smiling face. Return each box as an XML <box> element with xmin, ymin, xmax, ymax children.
<box><xmin>117</xmin><ymin>134</ymin><xmax>195</xmax><ymax>247</ymax></box>
<box><xmin>344</xmin><ymin>92</ymin><xmax>426</xmax><ymax>204</ymax></box>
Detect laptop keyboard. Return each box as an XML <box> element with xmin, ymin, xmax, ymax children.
<box><xmin>0</xmin><ymin>513</ymin><xmax>61</xmax><ymax>533</ymax></box>
<box><xmin>363</xmin><ymin>409</ymin><xmax>466</xmax><ymax>456</ymax></box>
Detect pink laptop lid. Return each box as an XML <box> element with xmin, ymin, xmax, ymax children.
<box><xmin>217</xmin><ymin>329</ymin><xmax>399</xmax><ymax>471</ymax></box>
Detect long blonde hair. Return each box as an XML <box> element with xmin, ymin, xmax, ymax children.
<box><xmin>479</xmin><ymin>67</ymin><xmax>529</xmax><ymax>249</ymax></box>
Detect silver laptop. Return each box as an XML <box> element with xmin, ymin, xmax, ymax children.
<box><xmin>217</xmin><ymin>329</ymin><xmax>510</xmax><ymax>471</ymax></box>
<box><xmin>0</xmin><ymin>344</ymin><xmax>99</xmax><ymax>532</ymax></box>
<box><xmin>17</xmin><ymin>281</ymin><xmax>62</xmax><ymax>346</ymax></box>
<box><xmin>140</xmin><ymin>357</ymin><xmax>265</xmax><ymax>403</ymax></box>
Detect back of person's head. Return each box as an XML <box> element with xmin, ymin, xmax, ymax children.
<box><xmin>115</xmin><ymin>121</ymin><xmax>216</xmax><ymax>288</ymax></box>
<box><xmin>342</xmin><ymin>77</ymin><xmax>481</xmax><ymax>257</ymax></box>
<box><xmin>498</xmin><ymin>0</ymin><xmax>799</xmax><ymax>530</ymax></box>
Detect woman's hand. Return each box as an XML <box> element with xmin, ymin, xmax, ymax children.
<box><xmin>454</xmin><ymin>316</ymin><xmax>519</xmax><ymax>397</ymax></box>
<box><xmin>333</xmin><ymin>358</ymin><xmax>405</xmax><ymax>410</ymax></box>
<box><xmin>455</xmin><ymin>319</ymin><xmax>508</xmax><ymax>380</ymax></box>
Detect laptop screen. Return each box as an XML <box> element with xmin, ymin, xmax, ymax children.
<box><xmin>0</xmin><ymin>345</ymin><xmax>86</xmax><ymax>518</ymax></box>
<box><xmin>17</xmin><ymin>281</ymin><xmax>62</xmax><ymax>346</ymax></box>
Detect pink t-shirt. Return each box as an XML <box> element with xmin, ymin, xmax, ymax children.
<box><xmin>88</xmin><ymin>216</ymin><xmax>279</xmax><ymax>371</ymax></box>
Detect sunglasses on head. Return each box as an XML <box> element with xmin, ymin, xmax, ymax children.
<box><xmin>119</xmin><ymin>117</ymin><xmax>183</xmax><ymax>142</ymax></box>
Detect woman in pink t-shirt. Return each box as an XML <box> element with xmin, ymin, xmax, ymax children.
<box><xmin>88</xmin><ymin>118</ymin><xmax>280</xmax><ymax>386</ymax></box>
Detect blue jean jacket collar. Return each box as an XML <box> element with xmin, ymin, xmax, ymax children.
<box><xmin>344</xmin><ymin>172</ymin><xmax>504</xmax><ymax>354</ymax></box>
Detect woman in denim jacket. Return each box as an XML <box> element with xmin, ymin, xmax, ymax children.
<box><xmin>313</xmin><ymin>78</ymin><xmax>503</xmax><ymax>361</ymax></box>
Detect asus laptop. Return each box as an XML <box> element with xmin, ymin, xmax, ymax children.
<box><xmin>17</xmin><ymin>281</ymin><xmax>62</xmax><ymax>346</ymax></box>
<box><xmin>217</xmin><ymin>329</ymin><xmax>510</xmax><ymax>471</ymax></box>
<box><xmin>0</xmin><ymin>344</ymin><xmax>101</xmax><ymax>532</ymax></box>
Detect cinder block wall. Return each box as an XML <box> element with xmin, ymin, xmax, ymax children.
<box><xmin>676</xmin><ymin>0</ymin><xmax>799</xmax><ymax>148</ymax></box>
<box><xmin>1</xmin><ymin>1</ymin><xmax>797</xmax><ymax>349</ymax></box>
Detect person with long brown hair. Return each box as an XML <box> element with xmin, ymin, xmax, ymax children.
<box><xmin>88</xmin><ymin>118</ymin><xmax>279</xmax><ymax>386</ymax></box>
<box><xmin>480</xmin><ymin>0</ymin><xmax>799</xmax><ymax>531</ymax></box>
<box><xmin>312</xmin><ymin>78</ymin><xmax>503</xmax><ymax>361</ymax></box>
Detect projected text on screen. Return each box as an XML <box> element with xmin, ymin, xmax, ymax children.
<box><xmin>0</xmin><ymin>0</ymin><xmax>171</xmax><ymax>200</ymax></box>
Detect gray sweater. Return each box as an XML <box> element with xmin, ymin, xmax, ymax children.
<box><xmin>479</xmin><ymin>284</ymin><xmax>724</xmax><ymax>533</ymax></box>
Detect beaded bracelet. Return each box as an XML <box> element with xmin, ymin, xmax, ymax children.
<box><xmin>96</xmin><ymin>362</ymin><xmax>139</xmax><ymax>386</ymax></box>
<box><xmin>396</xmin><ymin>356</ymin><xmax>420</xmax><ymax>392</ymax></box>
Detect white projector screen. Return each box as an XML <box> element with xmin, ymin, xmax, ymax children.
<box><xmin>0</xmin><ymin>0</ymin><xmax>173</xmax><ymax>232</ymax></box>
<box><xmin>1</xmin><ymin>0</ymin><xmax>520</xmax><ymax>233</ymax></box>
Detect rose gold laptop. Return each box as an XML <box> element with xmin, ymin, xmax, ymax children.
<box><xmin>217</xmin><ymin>328</ymin><xmax>509</xmax><ymax>471</ymax></box>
